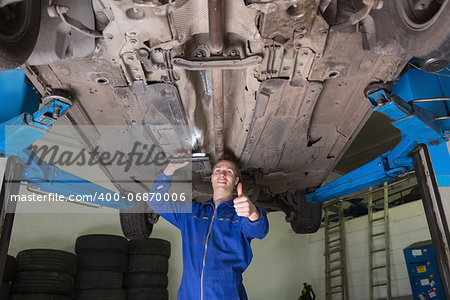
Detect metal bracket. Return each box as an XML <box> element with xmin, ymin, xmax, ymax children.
<box><xmin>0</xmin><ymin>94</ymin><xmax>72</xmax><ymax>156</ymax></box>
<box><xmin>172</xmin><ymin>55</ymin><xmax>262</xmax><ymax>71</ymax></box>
<box><xmin>47</xmin><ymin>4</ymin><xmax>103</xmax><ymax>37</ymax></box>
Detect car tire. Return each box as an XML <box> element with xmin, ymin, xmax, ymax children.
<box><xmin>16</xmin><ymin>249</ymin><xmax>77</xmax><ymax>276</ymax></box>
<box><xmin>75</xmin><ymin>289</ymin><xmax>126</xmax><ymax>300</ymax></box>
<box><xmin>4</xmin><ymin>255</ymin><xmax>17</xmax><ymax>282</ymax></box>
<box><xmin>0</xmin><ymin>0</ymin><xmax>41</xmax><ymax>70</ymax></box>
<box><xmin>124</xmin><ymin>272</ymin><xmax>168</xmax><ymax>289</ymax></box>
<box><xmin>126</xmin><ymin>287</ymin><xmax>168</xmax><ymax>300</ymax></box>
<box><xmin>11</xmin><ymin>294</ymin><xmax>73</xmax><ymax>300</ymax></box>
<box><xmin>12</xmin><ymin>271</ymin><xmax>74</xmax><ymax>296</ymax></box>
<box><xmin>128</xmin><ymin>238</ymin><xmax>171</xmax><ymax>258</ymax></box>
<box><xmin>290</xmin><ymin>190</ymin><xmax>322</xmax><ymax>234</ymax></box>
<box><xmin>387</xmin><ymin>0</ymin><xmax>450</xmax><ymax>59</ymax></box>
<box><xmin>75</xmin><ymin>271</ymin><xmax>123</xmax><ymax>290</ymax></box>
<box><xmin>77</xmin><ymin>253</ymin><xmax>127</xmax><ymax>273</ymax></box>
<box><xmin>119</xmin><ymin>210</ymin><xmax>154</xmax><ymax>240</ymax></box>
<box><xmin>75</xmin><ymin>234</ymin><xmax>128</xmax><ymax>255</ymax></box>
<box><xmin>1</xmin><ymin>282</ymin><xmax>10</xmax><ymax>298</ymax></box>
<box><xmin>128</xmin><ymin>255</ymin><xmax>168</xmax><ymax>274</ymax></box>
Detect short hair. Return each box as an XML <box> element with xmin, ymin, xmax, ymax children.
<box><xmin>213</xmin><ymin>152</ymin><xmax>240</xmax><ymax>177</ymax></box>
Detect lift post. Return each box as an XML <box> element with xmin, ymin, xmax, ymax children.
<box><xmin>0</xmin><ymin>157</ymin><xmax>24</xmax><ymax>283</ymax></box>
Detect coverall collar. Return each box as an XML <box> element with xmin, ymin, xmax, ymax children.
<box><xmin>201</xmin><ymin>197</ymin><xmax>234</xmax><ymax>208</ymax></box>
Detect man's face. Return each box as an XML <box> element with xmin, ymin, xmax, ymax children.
<box><xmin>211</xmin><ymin>160</ymin><xmax>239</xmax><ymax>194</ymax></box>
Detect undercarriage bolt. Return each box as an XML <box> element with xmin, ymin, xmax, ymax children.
<box><xmin>47</xmin><ymin>5</ymin><xmax>69</xmax><ymax>18</ymax></box>
<box><xmin>53</xmin><ymin>104</ymin><xmax>62</xmax><ymax>119</ymax></box>
<box><xmin>373</xmin><ymin>0</ymin><xmax>384</xmax><ymax>9</ymax></box>
<box><xmin>414</xmin><ymin>0</ymin><xmax>432</xmax><ymax>10</ymax></box>
<box><xmin>195</xmin><ymin>51</ymin><xmax>206</xmax><ymax>58</ymax></box>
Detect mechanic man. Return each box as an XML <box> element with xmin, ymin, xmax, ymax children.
<box><xmin>147</xmin><ymin>153</ymin><xmax>269</xmax><ymax>300</ymax></box>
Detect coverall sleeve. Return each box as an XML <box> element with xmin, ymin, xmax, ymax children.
<box><xmin>146</xmin><ymin>171</ymin><xmax>190</xmax><ymax>230</ymax></box>
<box><xmin>241</xmin><ymin>207</ymin><xmax>269</xmax><ymax>239</ymax></box>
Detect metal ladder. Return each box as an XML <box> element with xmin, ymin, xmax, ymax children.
<box><xmin>368</xmin><ymin>182</ymin><xmax>392</xmax><ymax>300</ymax></box>
<box><xmin>324</xmin><ymin>199</ymin><xmax>349</xmax><ymax>300</ymax></box>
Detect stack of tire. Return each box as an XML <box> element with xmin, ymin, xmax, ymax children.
<box><xmin>126</xmin><ymin>238</ymin><xmax>170</xmax><ymax>300</ymax></box>
<box><xmin>11</xmin><ymin>249</ymin><xmax>77</xmax><ymax>300</ymax></box>
<box><xmin>1</xmin><ymin>255</ymin><xmax>17</xmax><ymax>299</ymax></box>
<box><xmin>74</xmin><ymin>234</ymin><xmax>127</xmax><ymax>300</ymax></box>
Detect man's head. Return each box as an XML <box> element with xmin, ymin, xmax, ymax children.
<box><xmin>211</xmin><ymin>154</ymin><xmax>240</xmax><ymax>195</ymax></box>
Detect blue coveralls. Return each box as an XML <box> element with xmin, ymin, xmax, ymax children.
<box><xmin>147</xmin><ymin>172</ymin><xmax>269</xmax><ymax>300</ymax></box>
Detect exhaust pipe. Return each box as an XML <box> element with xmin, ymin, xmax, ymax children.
<box><xmin>208</xmin><ymin>0</ymin><xmax>224</xmax><ymax>160</ymax></box>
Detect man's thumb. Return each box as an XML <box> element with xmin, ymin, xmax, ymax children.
<box><xmin>237</xmin><ymin>183</ymin><xmax>243</xmax><ymax>196</ymax></box>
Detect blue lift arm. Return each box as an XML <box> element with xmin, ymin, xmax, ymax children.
<box><xmin>1</xmin><ymin>98</ymin><xmax>131</xmax><ymax>209</ymax></box>
<box><xmin>0</xmin><ymin>69</ymin><xmax>131</xmax><ymax>209</ymax></box>
<box><xmin>306</xmin><ymin>68</ymin><xmax>450</xmax><ymax>203</ymax></box>
<box><xmin>0</xmin><ymin>95</ymin><xmax>72</xmax><ymax>156</ymax></box>
<box><xmin>15</xmin><ymin>147</ymin><xmax>130</xmax><ymax>209</ymax></box>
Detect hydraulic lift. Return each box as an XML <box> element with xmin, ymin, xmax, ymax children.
<box><xmin>0</xmin><ymin>69</ymin><xmax>126</xmax><ymax>282</ymax></box>
<box><xmin>0</xmin><ymin>65</ymin><xmax>449</xmax><ymax>295</ymax></box>
<box><xmin>306</xmin><ymin>66</ymin><xmax>450</xmax><ymax>298</ymax></box>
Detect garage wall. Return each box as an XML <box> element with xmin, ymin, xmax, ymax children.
<box><xmin>308</xmin><ymin>200</ymin><xmax>430</xmax><ymax>299</ymax></box>
<box><xmin>244</xmin><ymin>211</ymin><xmax>314</xmax><ymax>300</ymax></box>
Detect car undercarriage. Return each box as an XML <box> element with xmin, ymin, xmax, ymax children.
<box><xmin>1</xmin><ymin>0</ymin><xmax>448</xmax><ymax>235</ymax></box>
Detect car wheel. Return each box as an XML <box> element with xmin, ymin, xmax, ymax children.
<box><xmin>119</xmin><ymin>212</ymin><xmax>154</xmax><ymax>240</ymax></box>
<box><xmin>0</xmin><ymin>0</ymin><xmax>41</xmax><ymax>70</ymax></box>
<box><xmin>119</xmin><ymin>201</ymin><xmax>155</xmax><ymax>240</ymax></box>
<box><xmin>289</xmin><ymin>191</ymin><xmax>322</xmax><ymax>234</ymax></box>
<box><xmin>388</xmin><ymin>0</ymin><xmax>449</xmax><ymax>59</ymax></box>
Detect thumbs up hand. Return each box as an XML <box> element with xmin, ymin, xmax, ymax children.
<box><xmin>234</xmin><ymin>183</ymin><xmax>260</xmax><ymax>222</ymax></box>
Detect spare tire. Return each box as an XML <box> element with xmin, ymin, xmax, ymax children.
<box><xmin>124</xmin><ymin>272</ymin><xmax>168</xmax><ymax>288</ymax></box>
<box><xmin>75</xmin><ymin>271</ymin><xmax>123</xmax><ymax>290</ymax></box>
<box><xmin>12</xmin><ymin>271</ymin><xmax>74</xmax><ymax>296</ymax></box>
<box><xmin>77</xmin><ymin>253</ymin><xmax>127</xmax><ymax>273</ymax></box>
<box><xmin>75</xmin><ymin>289</ymin><xmax>126</xmax><ymax>300</ymax></box>
<box><xmin>127</xmin><ymin>287</ymin><xmax>168</xmax><ymax>300</ymax></box>
<box><xmin>128</xmin><ymin>238</ymin><xmax>171</xmax><ymax>258</ymax></box>
<box><xmin>17</xmin><ymin>249</ymin><xmax>77</xmax><ymax>276</ymax></box>
<box><xmin>128</xmin><ymin>255</ymin><xmax>168</xmax><ymax>274</ymax></box>
<box><xmin>4</xmin><ymin>255</ymin><xmax>17</xmax><ymax>282</ymax></box>
<box><xmin>75</xmin><ymin>235</ymin><xmax>128</xmax><ymax>255</ymax></box>
<box><xmin>0</xmin><ymin>282</ymin><xmax>10</xmax><ymax>299</ymax></box>
<box><xmin>11</xmin><ymin>294</ymin><xmax>72</xmax><ymax>300</ymax></box>
<box><xmin>0</xmin><ymin>0</ymin><xmax>41</xmax><ymax>70</ymax></box>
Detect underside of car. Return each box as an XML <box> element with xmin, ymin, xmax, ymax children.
<box><xmin>0</xmin><ymin>0</ymin><xmax>448</xmax><ymax>236</ymax></box>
